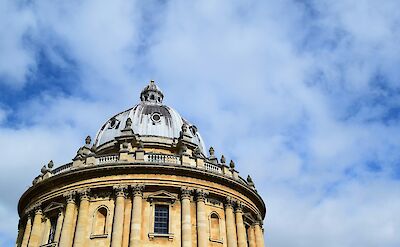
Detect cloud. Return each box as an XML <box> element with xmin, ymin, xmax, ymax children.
<box><xmin>0</xmin><ymin>0</ymin><xmax>400</xmax><ymax>246</ymax></box>
<box><xmin>0</xmin><ymin>0</ymin><xmax>36</xmax><ymax>87</ymax></box>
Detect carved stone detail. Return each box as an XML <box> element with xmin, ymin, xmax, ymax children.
<box><xmin>181</xmin><ymin>187</ymin><xmax>192</xmax><ymax>200</ymax></box>
<box><xmin>235</xmin><ymin>201</ymin><xmax>244</xmax><ymax>213</ymax></box>
<box><xmin>132</xmin><ymin>184</ymin><xmax>145</xmax><ymax>197</ymax></box>
<box><xmin>225</xmin><ymin>196</ymin><xmax>234</xmax><ymax>208</ymax></box>
<box><xmin>195</xmin><ymin>189</ymin><xmax>208</xmax><ymax>202</ymax></box>
<box><xmin>113</xmin><ymin>185</ymin><xmax>128</xmax><ymax>198</ymax></box>
<box><xmin>77</xmin><ymin>188</ymin><xmax>91</xmax><ymax>201</ymax></box>
<box><xmin>63</xmin><ymin>191</ymin><xmax>76</xmax><ymax>204</ymax></box>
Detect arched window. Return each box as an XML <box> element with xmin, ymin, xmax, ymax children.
<box><xmin>92</xmin><ymin>206</ymin><xmax>108</xmax><ymax>236</ymax></box>
<box><xmin>209</xmin><ymin>212</ymin><xmax>221</xmax><ymax>241</ymax></box>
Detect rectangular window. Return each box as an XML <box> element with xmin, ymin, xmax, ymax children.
<box><xmin>154</xmin><ymin>205</ymin><xmax>169</xmax><ymax>234</ymax></box>
<box><xmin>48</xmin><ymin>217</ymin><xmax>57</xmax><ymax>243</ymax></box>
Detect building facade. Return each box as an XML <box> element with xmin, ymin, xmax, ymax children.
<box><xmin>16</xmin><ymin>81</ymin><xmax>266</xmax><ymax>247</ymax></box>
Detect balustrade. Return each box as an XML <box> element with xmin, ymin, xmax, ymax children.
<box><xmin>145</xmin><ymin>153</ymin><xmax>180</xmax><ymax>164</ymax></box>
<box><xmin>96</xmin><ymin>155</ymin><xmax>119</xmax><ymax>164</ymax></box>
<box><xmin>204</xmin><ymin>162</ymin><xmax>223</xmax><ymax>174</ymax></box>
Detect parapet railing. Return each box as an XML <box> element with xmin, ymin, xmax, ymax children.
<box><xmin>52</xmin><ymin>163</ymin><xmax>73</xmax><ymax>175</ymax></box>
<box><xmin>96</xmin><ymin>154</ymin><xmax>119</xmax><ymax>165</ymax></box>
<box><xmin>145</xmin><ymin>153</ymin><xmax>180</xmax><ymax>164</ymax></box>
<box><xmin>204</xmin><ymin>162</ymin><xmax>223</xmax><ymax>174</ymax></box>
<box><xmin>49</xmin><ymin>153</ymin><xmax>249</xmax><ymax>188</ymax></box>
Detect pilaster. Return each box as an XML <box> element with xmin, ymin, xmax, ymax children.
<box><xmin>21</xmin><ymin>215</ymin><xmax>32</xmax><ymax>247</ymax></box>
<box><xmin>27</xmin><ymin>206</ymin><xmax>42</xmax><ymax>247</ymax></box>
<box><xmin>111</xmin><ymin>185</ymin><xmax>127</xmax><ymax>247</ymax></box>
<box><xmin>59</xmin><ymin>191</ymin><xmax>76</xmax><ymax>247</ymax></box>
<box><xmin>73</xmin><ymin>188</ymin><xmax>91</xmax><ymax>247</ymax></box>
<box><xmin>181</xmin><ymin>187</ymin><xmax>192</xmax><ymax>247</ymax></box>
<box><xmin>254</xmin><ymin>216</ymin><xmax>264</xmax><ymax>247</ymax></box>
<box><xmin>235</xmin><ymin>202</ymin><xmax>247</xmax><ymax>247</ymax></box>
<box><xmin>196</xmin><ymin>189</ymin><xmax>208</xmax><ymax>247</ymax></box>
<box><xmin>225</xmin><ymin>197</ymin><xmax>238</xmax><ymax>247</ymax></box>
<box><xmin>129</xmin><ymin>184</ymin><xmax>145</xmax><ymax>247</ymax></box>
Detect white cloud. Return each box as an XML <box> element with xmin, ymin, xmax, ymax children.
<box><xmin>0</xmin><ymin>0</ymin><xmax>36</xmax><ymax>87</ymax></box>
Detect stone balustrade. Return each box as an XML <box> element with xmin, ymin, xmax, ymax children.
<box><xmin>145</xmin><ymin>153</ymin><xmax>180</xmax><ymax>164</ymax></box>
<box><xmin>52</xmin><ymin>163</ymin><xmax>73</xmax><ymax>175</ymax></box>
<box><xmin>47</xmin><ymin>153</ymin><xmax>250</xmax><ymax>188</ymax></box>
<box><xmin>96</xmin><ymin>155</ymin><xmax>119</xmax><ymax>165</ymax></box>
<box><xmin>204</xmin><ymin>162</ymin><xmax>223</xmax><ymax>174</ymax></box>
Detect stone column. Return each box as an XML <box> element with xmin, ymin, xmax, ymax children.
<box><xmin>235</xmin><ymin>202</ymin><xmax>247</xmax><ymax>247</ymax></box>
<box><xmin>111</xmin><ymin>185</ymin><xmax>127</xmax><ymax>247</ymax></box>
<box><xmin>195</xmin><ymin>189</ymin><xmax>207</xmax><ymax>247</ymax></box>
<box><xmin>21</xmin><ymin>215</ymin><xmax>32</xmax><ymax>247</ymax></box>
<box><xmin>254</xmin><ymin>218</ymin><xmax>264</xmax><ymax>247</ymax></box>
<box><xmin>247</xmin><ymin>225</ymin><xmax>256</xmax><ymax>247</ymax></box>
<box><xmin>16</xmin><ymin>220</ymin><xmax>25</xmax><ymax>247</ymax></box>
<box><xmin>181</xmin><ymin>187</ymin><xmax>192</xmax><ymax>247</ymax></box>
<box><xmin>59</xmin><ymin>192</ymin><xmax>77</xmax><ymax>247</ymax></box>
<box><xmin>225</xmin><ymin>197</ymin><xmax>238</xmax><ymax>247</ymax></box>
<box><xmin>54</xmin><ymin>210</ymin><xmax>64</xmax><ymax>243</ymax></box>
<box><xmin>72</xmin><ymin>188</ymin><xmax>91</xmax><ymax>247</ymax></box>
<box><xmin>129</xmin><ymin>184</ymin><xmax>144</xmax><ymax>247</ymax></box>
<box><xmin>27</xmin><ymin>207</ymin><xmax>43</xmax><ymax>247</ymax></box>
<box><xmin>41</xmin><ymin>218</ymin><xmax>51</xmax><ymax>245</ymax></box>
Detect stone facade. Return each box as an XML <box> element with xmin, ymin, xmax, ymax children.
<box><xmin>16</xmin><ymin>81</ymin><xmax>266</xmax><ymax>247</ymax></box>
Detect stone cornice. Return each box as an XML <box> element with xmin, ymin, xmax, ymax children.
<box><xmin>18</xmin><ymin>163</ymin><xmax>266</xmax><ymax>218</ymax></box>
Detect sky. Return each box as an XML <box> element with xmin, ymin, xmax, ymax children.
<box><xmin>1</xmin><ymin>0</ymin><xmax>400</xmax><ymax>246</ymax></box>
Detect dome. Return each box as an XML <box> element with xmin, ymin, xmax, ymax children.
<box><xmin>94</xmin><ymin>80</ymin><xmax>206</xmax><ymax>154</ymax></box>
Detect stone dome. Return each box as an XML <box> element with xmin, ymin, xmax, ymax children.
<box><xmin>94</xmin><ymin>80</ymin><xmax>206</xmax><ymax>154</ymax></box>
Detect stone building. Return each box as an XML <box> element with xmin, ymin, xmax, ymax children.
<box><xmin>16</xmin><ymin>81</ymin><xmax>266</xmax><ymax>247</ymax></box>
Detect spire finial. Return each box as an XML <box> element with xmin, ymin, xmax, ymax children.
<box><xmin>140</xmin><ymin>80</ymin><xmax>164</xmax><ymax>104</ymax></box>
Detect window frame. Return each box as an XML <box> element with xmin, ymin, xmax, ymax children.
<box><xmin>90</xmin><ymin>205</ymin><xmax>110</xmax><ymax>239</ymax></box>
<box><xmin>153</xmin><ymin>204</ymin><xmax>170</xmax><ymax>234</ymax></box>
<box><xmin>147</xmin><ymin>190</ymin><xmax>177</xmax><ymax>241</ymax></box>
<box><xmin>208</xmin><ymin>211</ymin><xmax>223</xmax><ymax>243</ymax></box>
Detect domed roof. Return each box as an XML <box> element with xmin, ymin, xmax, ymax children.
<box><xmin>94</xmin><ymin>80</ymin><xmax>206</xmax><ymax>154</ymax></box>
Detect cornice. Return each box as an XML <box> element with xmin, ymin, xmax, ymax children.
<box><xmin>18</xmin><ymin>162</ymin><xmax>266</xmax><ymax>218</ymax></box>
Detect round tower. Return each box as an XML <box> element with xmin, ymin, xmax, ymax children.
<box><xmin>16</xmin><ymin>80</ymin><xmax>266</xmax><ymax>247</ymax></box>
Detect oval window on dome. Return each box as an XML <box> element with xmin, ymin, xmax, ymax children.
<box><xmin>151</xmin><ymin>112</ymin><xmax>162</xmax><ymax>123</ymax></box>
<box><xmin>108</xmin><ymin>117</ymin><xmax>120</xmax><ymax>129</ymax></box>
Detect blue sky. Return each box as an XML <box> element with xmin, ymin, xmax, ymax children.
<box><xmin>1</xmin><ymin>0</ymin><xmax>400</xmax><ymax>246</ymax></box>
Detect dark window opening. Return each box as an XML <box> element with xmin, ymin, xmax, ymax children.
<box><xmin>245</xmin><ymin>224</ymin><xmax>250</xmax><ymax>247</ymax></box>
<box><xmin>48</xmin><ymin>217</ymin><xmax>57</xmax><ymax>243</ymax></box>
<box><xmin>154</xmin><ymin>205</ymin><xmax>169</xmax><ymax>234</ymax></box>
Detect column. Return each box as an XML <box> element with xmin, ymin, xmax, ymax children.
<box><xmin>73</xmin><ymin>188</ymin><xmax>91</xmax><ymax>247</ymax></box>
<box><xmin>54</xmin><ymin>211</ymin><xmax>64</xmax><ymax>243</ymax></box>
<box><xmin>195</xmin><ymin>189</ymin><xmax>207</xmax><ymax>247</ymax></box>
<box><xmin>21</xmin><ymin>216</ymin><xmax>32</xmax><ymax>247</ymax></box>
<box><xmin>27</xmin><ymin>207</ymin><xmax>43</xmax><ymax>247</ymax></box>
<box><xmin>235</xmin><ymin>202</ymin><xmax>247</xmax><ymax>247</ymax></box>
<box><xmin>225</xmin><ymin>197</ymin><xmax>238</xmax><ymax>247</ymax></box>
<box><xmin>111</xmin><ymin>185</ymin><xmax>127</xmax><ymax>247</ymax></box>
<box><xmin>254</xmin><ymin>219</ymin><xmax>264</xmax><ymax>247</ymax></box>
<box><xmin>129</xmin><ymin>184</ymin><xmax>144</xmax><ymax>247</ymax></box>
<box><xmin>16</xmin><ymin>220</ymin><xmax>25</xmax><ymax>247</ymax></box>
<box><xmin>181</xmin><ymin>187</ymin><xmax>192</xmax><ymax>247</ymax></box>
<box><xmin>41</xmin><ymin>218</ymin><xmax>51</xmax><ymax>245</ymax></box>
<box><xmin>59</xmin><ymin>191</ymin><xmax>77</xmax><ymax>247</ymax></box>
<box><xmin>247</xmin><ymin>225</ymin><xmax>256</xmax><ymax>247</ymax></box>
